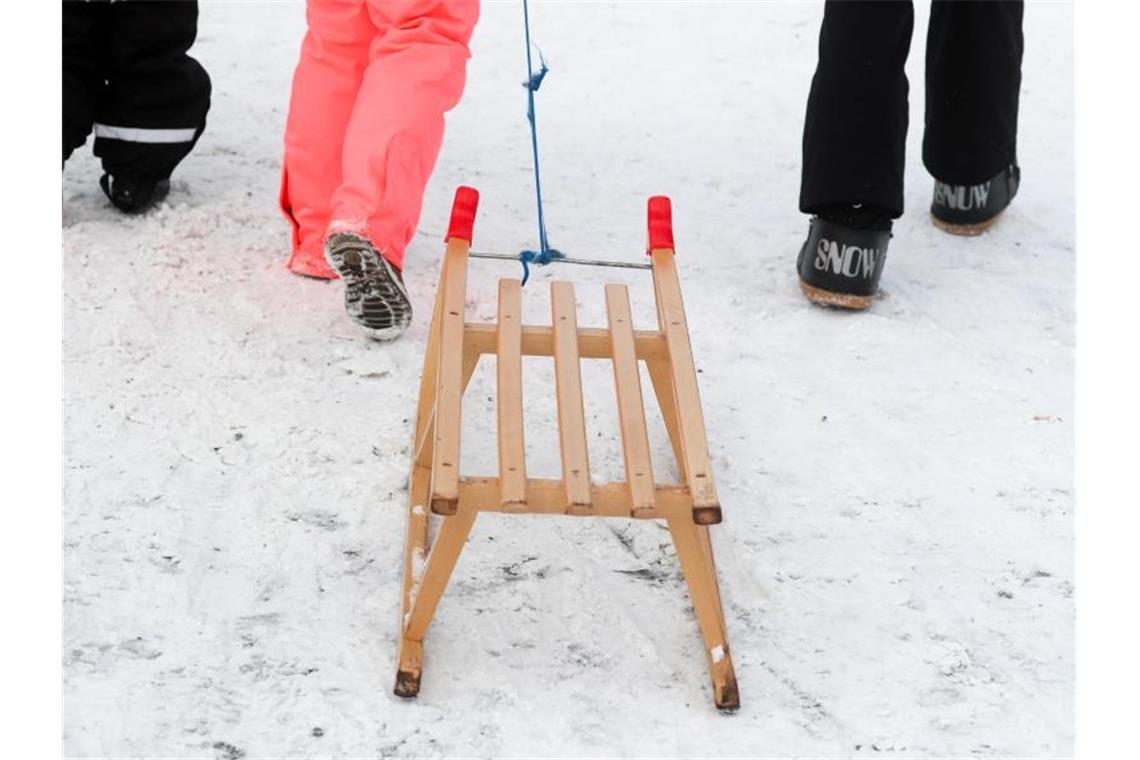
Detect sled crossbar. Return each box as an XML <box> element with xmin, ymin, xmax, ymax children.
<box><xmin>395</xmin><ymin>187</ymin><xmax>739</xmax><ymax>711</ymax></box>
<box><xmin>469</xmin><ymin>250</ymin><xmax>654</xmax><ymax>270</ymax></box>
<box><xmin>463</xmin><ymin>323</ymin><xmax>670</xmax><ymax>360</ymax></box>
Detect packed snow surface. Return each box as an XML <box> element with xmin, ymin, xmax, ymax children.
<box><xmin>64</xmin><ymin>2</ymin><xmax>1074</xmax><ymax>757</ymax></box>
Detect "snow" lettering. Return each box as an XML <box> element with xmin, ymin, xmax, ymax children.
<box><xmin>813</xmin><ymin>238</ymin><xmax>879</xmax><ymax>279</ymax></box>
<box><xmin>934</xmin><ymin>181</ymin><xmax>991</xmax><ymax>211</ymax></box>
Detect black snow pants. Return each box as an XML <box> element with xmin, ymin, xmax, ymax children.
<box><xmin>799</xmin><ymin>0</ymin><xmax>1024</xmax><ymax>219</ymax></box>
<box><xmin>63</xmin><ymin>0</ymin><xmax>211</xmax><ymax>181</ymax></box>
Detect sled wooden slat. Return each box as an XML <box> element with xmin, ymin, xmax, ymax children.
<box><xmin>650</xmin><ymin>248</ymin><xmax>721</xmax><ymax>525</ymax></box>
<box><xmin>397</xmin><ymin>189</ymin><xmax>738</xmax><ymax>712</ymax></box>
<box><xmin>496</xmin><ymin>279</ymin><xmax>527</xmax><ymax>510</ymax></box>
<box><xmin>550</xmin><ymin>281</ymin><xmax>593</xmax><ymax>513</ymax></box>
<box><xmin>605</xmin><ymin>284</ymin><xmax>656</xmax><ymax>516</ymax></box>
<box><xmin>429</xmin><ymin>236</ymin><xmax>470</xmax><ymax>516</ymax></box>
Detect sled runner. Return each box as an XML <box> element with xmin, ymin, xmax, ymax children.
<box><xmin>395</xmin><ymin>186</ymin><xmax>739</xmax><ymax>711</ymax></box>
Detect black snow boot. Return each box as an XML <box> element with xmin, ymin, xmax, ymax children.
<box><xmin>324</xmin><ymin>232</ymin><xmax>413</xmax><ymax>341</ymax></box>
<box><xmin>99</xmin><ymin>173</ymin><xmax>170</xmax><ymax>214</ymax></box>
<box><xmin>931</xmin><ymin>165</ymin><xmax>1020</xmax><ymax>236</ymax></box>
<box><xmin>796</xmin><ymin>205</ymin><xmax>891</xmax><ymax>310</ymax></box>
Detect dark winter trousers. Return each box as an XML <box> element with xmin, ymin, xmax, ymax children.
<box><xmin>63</xmin><ymin>0</ymin><xmax>212</xmax><ymax>181</ymax></box>
<box><xmin>799</xmin><ymin>0</ymin><xmax>1024</xmax><ymax>219</ymax></box>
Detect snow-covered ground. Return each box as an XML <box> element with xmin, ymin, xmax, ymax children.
<box><xmin>63</xmin><ymin>2</ymin><xmax>1074</xmax><ymax>757</ymax></box>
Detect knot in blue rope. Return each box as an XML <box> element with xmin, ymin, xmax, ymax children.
<box><xmin>523</xmin><ymin>54</ymin><xmax>550</xmax><ymax>93</ymax></box>
<box><xmin>518</xmin><ymin>246</ymin><xmax>564</xmax><ymax>286</ymax></box>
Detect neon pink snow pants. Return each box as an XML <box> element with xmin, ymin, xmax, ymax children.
<box><xmin>280</xmin><ymin>0</ymin><xmax>479</xmax><ymax>279</ymax></box>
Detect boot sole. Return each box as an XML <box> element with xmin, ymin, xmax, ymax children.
<box><xmin>325</xmin><ymin>236</ymin><xmax>412</xmax><ymax>341</ymax></box>
<box><xmin>930</xmin><ymin>210</ymin><xmax>1005</xmax><ymax>237</ymax></box>
<box><xmin>798</xmin><ymin>280</ymin><xmax>873</xmax><ymax>311</ymax></box>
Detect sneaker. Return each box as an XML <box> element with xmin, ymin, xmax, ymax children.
<box><xmin>324</xmin><ymin>232</ymin><xmax>412</xmax><ymax>340</ymax></box>
<box><xmin>931</xmin><ymin>165</ymin><xmax>1020</xmax><ymax>236</ymax></box>
<box><xmin>796</xmin><ymin>205</ymin><xmax>891</xmax><ymax>310</ymax></box>
<box><xmin>99</xmin><ymin>173</ymin><xmax>170</xmax><ymax>214</ymax></box>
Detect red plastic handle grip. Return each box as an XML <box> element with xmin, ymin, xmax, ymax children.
<box><xmin>446</xmin><ymin>185</ymin><xmax>480</xmax><ymax>243</ymax></box>
<box><xmin>647</xmin><ymin>195</ymin><xmax>674</xmax><ymax>253</ymax></box>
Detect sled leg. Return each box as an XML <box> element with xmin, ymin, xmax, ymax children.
<box><xmin>397</xmin><ymin>211</ymin><xmax>479</xmax><ymax>698</ymax></box>
<box><xmin>667</xmin><ymin>515</ymin><xmax>740</xmax><ymax>711</ymax></box>
<box><xmin>403</xmin><ymin>249</ymin><xmax>477</xmax><ymax>606</ymax></box>
<box><xmin>397</xmin><ymin>254</ymin><xmax>447</xmax><ymax>697</ymax></box>
<box><xmin>646</xmin><ymin>357</ymin><xmax>685</xmax><ymax>481</ymax></box>
<box><xmin>696</xmin><ymin>525</ymin><xmax>729</xmax><ymax>639</ymax></box>
<box><xmin>395</xmin><ymin>506</ymin><xmax>477</xmax><ymax>697</ymax></box>
<box><xmin>404</xmin><ymin>344</ymin><xmax>477</xmax><ymax>599</ymax></box>
<box><xmin>397</xmin><ymin>373</ymin><xmax>478</xmax><ymax>697</ymax></box>
<box><xmin>396</xmin><ymin>461</ymin><xmax>432</xmax><ymax>696</ymax></box>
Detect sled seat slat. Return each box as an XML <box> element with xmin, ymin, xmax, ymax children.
<box><xmin>496</xmin><ymin>279</ymin><xmax>528</xmax><ymax>510</ymax></box>
<box><xmin>551</xmin><ymin>281</ymin><xmax>593</xmax><ymax>513</ymax></box>
<box><xmin>605</xmin><ymin>284</ymin><xmax>656</xmax><ymax>516</ymax></box>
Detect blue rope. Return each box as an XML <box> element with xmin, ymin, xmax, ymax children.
<box><xmin>519</xmin><ymin>0</ymin><xmax>562</xmax><ymax>285</ymax></box>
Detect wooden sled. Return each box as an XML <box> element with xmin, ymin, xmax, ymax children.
<box><xmin>395</xmin><ymin>187</ymin><xmax>739</xmax><ymax>711</ymax></box>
